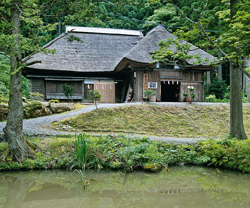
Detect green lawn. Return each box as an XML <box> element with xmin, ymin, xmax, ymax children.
<box><xmin>58</xmin><ymin>104</ymin><xmax>250</xmax><ymax>138</ymax></box>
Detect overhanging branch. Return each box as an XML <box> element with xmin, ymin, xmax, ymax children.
<box><xmin>238</xmin><ymin>67</ymin><xmax>250</xmax><ymax>78</ymax></box>
<box><xmin>26</xmin><ymin>60</ymin><xmax>41</xmax><ymax>66</ymax></box>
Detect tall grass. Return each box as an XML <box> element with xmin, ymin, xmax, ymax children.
<box><xmin>71</xmin><ymin>133</ymin><xmax>89</xmax><ymax>169</ymax></box>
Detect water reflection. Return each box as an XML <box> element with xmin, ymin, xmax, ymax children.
<box><xmin>0</xmin><ymin>166</ymin><xmax>250</xmax><ymax>208</ymax></box>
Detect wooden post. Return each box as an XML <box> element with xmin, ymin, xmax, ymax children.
<box><xmin>218</xmin><ymin>65</ymin><xmax>222</xmax><ymax>80</ymax></box>
<box><xmin>207</xmin><ymin>71</ymin><xmax>211</xmax><ymax>91</ymax></box>
<box><xmin>207</xmin><ymin>71</ymin><xmax>211</xmax><ymax>84</ymax></box>
<box><xmin>81</xmin><ymin>81</ymin><xmax>84</xmax><ymax>103</ymax></box>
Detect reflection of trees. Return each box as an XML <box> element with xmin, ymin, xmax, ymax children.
<box><xmin>3</xmin><ymin>174</ymin><xmax>34</xmax><ymax>208</ymax></box>
<box><xmin>0</xmin><ymin>168</ymin><xmax>250</xmax><ymax>208</ymax></box>
<box><xmin>194</xmin><ymin>169</ymin><xmax>250</xmax><ymax>206</ymax></box>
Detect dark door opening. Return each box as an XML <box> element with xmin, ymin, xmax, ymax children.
<box><xmin>161</xmin><ymin>81</ymin><xmax>180</xmax><ymax>102</ymax></box>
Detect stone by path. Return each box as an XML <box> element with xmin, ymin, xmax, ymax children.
<box><xmin>0</xmin><ymin>102</ymin><xmax>239</xmax><ymax>144</ymax></box>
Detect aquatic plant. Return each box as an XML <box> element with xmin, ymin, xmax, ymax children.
<box><xmin>75</xmin><ymin>169</ymin><xmax>90</xmax><ymax>189</ymax></box>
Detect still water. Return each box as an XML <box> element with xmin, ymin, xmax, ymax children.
<box><xmin>0</xmin><ymin>166</ymin><xmax>249</xmax><ymax>208</ymax></box>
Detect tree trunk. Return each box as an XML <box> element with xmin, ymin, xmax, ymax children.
<box><xmin>229</xmin><ymin>0</ymin><xmax>247</xmax><ymax>140</ymax></box>
<box><xmin>230</xmin><ymin>63</ymin><xmax>247</xmax><ymax>140</ymax></box>
<box><xmin>3</xmin><ymin>1</ymin><xmax>32</xmax><ymax>162</ymax></box>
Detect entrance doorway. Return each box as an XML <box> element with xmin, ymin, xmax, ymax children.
<box><xmin>161</xmin><ymin>81</ymin><xmax>180</xmax><ymax>102</ymax></box>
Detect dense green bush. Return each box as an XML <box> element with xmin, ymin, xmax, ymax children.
<box><xmin>208</xmin><ymin>78</ymin><xmax>229</xmax><ymax>99</ymax></box>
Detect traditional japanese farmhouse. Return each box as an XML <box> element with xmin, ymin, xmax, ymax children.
<box><xmin>23</xmin><ymin>25</ymin><xmax>217</xmax><ymax>103</ymax></box>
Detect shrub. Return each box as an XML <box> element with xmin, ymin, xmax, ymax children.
<box><xmin>62</xmin><ymin>83</ymin><xmax>74</xmax><ymax>102</ymax></box>
<box><xmin>88</xmin><ymin>90</ymin><xmax>101</xmax><ymax>109</ymax></box>
<box><xmin>49</xmin><ymin>99</ymin><xmax>59</xmax><ymax>103</ymax></box>
<box><xmin>30</xmin><ymin>92</ymin><xmax>44</xmax><ymax>101</ymax></box>
<box><xmin>144</xmin><ymin>90</ymin><xmax>156</xmax><ymax>103</ymax></box>
<box><xmin>205</xmin><ymin>94</ymin><xmax>216</xmax><ymax>102</ymax></box>
<box><xmin>208</xmin><ymin>78</ymin><xmax>229</xmax><ymax>99</ymax></box>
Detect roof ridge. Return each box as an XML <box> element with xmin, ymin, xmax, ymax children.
<box><xmin>65</xmin><ymin>26</ymin><xmax>143</xmax><ymax>36</ymax></box>
<box><xmin>146</xmin><ymin>24</ymin><xmax>169</xmax><ymax>36</ymax></box>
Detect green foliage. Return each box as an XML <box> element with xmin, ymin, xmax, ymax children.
<box><xmin>1</xmin><ymin>134</ymin><xmax>250</xmax><ymax>173</ymax></box>
<box><xmin>88</xmin><ymin>90</ymin><xmax>101</xmax><ymax>109</ymax></box>
<box><xmin>62</xmin><ymin>83</ymin><xmax>74</xmax><ymax>102</ymax></box>
<box><xmin>49</xmin><ymin>99</ymin><xmax>59</xmax><ymax>103</ymax></box>
<box><xmin>144</xmin><ymin>89</ymin><xmax>156</xmax><ymax>102</ymax></box>
<box><xmin>143</xmin><ymin>3</ymin><xmax>181</xmax><ymax>32</ymax></box>
<box><xmin>88</xmin><ymin>90</ymin><xmax>101</xmax><ymax>102</ymax></box>
<box><xmin>208</xmin><ymin>78</ymin><xmax>229</xmax><ymax>99</ymax></box>
<box><xmin>0</xmin><ymin>54</ymin><xmax>30</xmax><ymax>100</ymax></box>
<box><xmin>0</xmin><ymin>143</ymin><xmax>8</xmax><ymax>155</ymax></box>
<box><xmin>205</xmin><ymin>94</ymin><xmax>216</xmax><ymax>102</ymax></box>
<box><xmin>193</xmin><ymin>138</ymin><xmax>250</xmax><ymax>172</ymax></box>
<box><xmin>30</xmin><ymin>92</ymin><xmax>44</xmax><ymax>101</ymax></box>
<box><xmin>22</xmin><ymin>76</ymin><xmax>30</xmax><ymax>98</ymax></box>
<box><xmin>144</xmin><ymin>90</ymin><xmax>156</xmax><ymax>98</ymax></box>
<box><xmin>191</xmin><ymin>93</ymin><xmax>196</xmax><ymax>101</ymax></box>
<box><xmin>182</xmin><ymin>92</ymin><xmax>188</xmax><ymax>97</ymax></box>
<box><xmin>23</xmin><ymin>100</ymin><xmax>43</xmax><ymax>119</ymax></box>
<box><xmin>71</xmin><ymin>134</ymin><xmax>89</xmax><ymax>169</ymax></box>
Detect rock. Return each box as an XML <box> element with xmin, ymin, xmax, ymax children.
<box><xmin>49</xmin><ymin>103</ymin><xmax>75</xmax><ymax>113</ymax></box>
<box><xmin>61</xmin><ymin>125</ymin><xmax>72</xmax><ymax>131</ymax></box>
<box><xmin>40</xmin><ymin>106</ymin><xmax>52</xmax><ymax>116</ymax></box>
<box><xmin>34</xmin><ymin>109</ymin><xmax>42</xmax><ymax>117</ymax></box>
<box><xmin>0</xmin><ymin>103</ymin><xmax>8</xmax><ymax>108</ymax></box>
<box><xmin>41</xmin><ymin>102</ymin><xmax>50</xmax><ymax>107</ymax></box>
<box><xmin>144</xmin><ymin>163</ymin><xmax>161</xmax><ymax>173</ymax></box>
<box><xmin>23</xmin><ymin>102</ymin><xmax>29</xmax><ymax>107</ymax></box>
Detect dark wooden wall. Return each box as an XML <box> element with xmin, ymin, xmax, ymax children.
<box><xmin>30</xmin><ymin>78</ymin><xmax>45</xmax><ymax>98</ymax></box>
<box><xmin>84</xmin><ymin>84</ymin><xmax>94</xmax><ymax>102</ymax></box>
<box><xmin>46</xmin><ymin>81</ymin><xmax>83</xmax><ymax>100</ymax></box>
<box><xmin>134</xmin><ymin>69</ymin><xmax>204</xmax><ymax>102</ymax></box>
<box><xmin>135</xmin><ymin>70</ymin><xmax>159</xmax><ymax>102</ymax></box>
<box><xmin>180</xmin><ymin>71</ymin><xmax>204</xmax><ymax>102</ymax></box>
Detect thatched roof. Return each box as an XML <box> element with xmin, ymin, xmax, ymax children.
<box><xmin>115</xmin><ymin>24</ymin><xmax>218</xmax><ymax>71</ymax></box>
<box><xmin>26</xmin><ymin>27</ymin><xmax>143</xmax><ymax>72</ymax></box>
<box><xmin>26</xmin><ymin>25</ymin><xmax>217</xmax><ymax>74</ymax></box>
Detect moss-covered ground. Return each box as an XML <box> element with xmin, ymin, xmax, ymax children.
<box><xmin>58</xmin><ymin>104</ymin><xmax>250</xmax><ymax>138</ymax></box>
<box><xmin>1</xmin><ymin>134</ymin><xmax>250</xmax><ymax>173</ymax></box>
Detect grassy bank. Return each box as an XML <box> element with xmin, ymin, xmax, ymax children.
<box><xmin>58</xmin><ymin>104</ymin><xmax>250</xmax><ymax>138</ymax></box>
<box><xmin>1</xmin><ymin>134</ymin><xmax>250</xmax><ymax>173</ymax></box>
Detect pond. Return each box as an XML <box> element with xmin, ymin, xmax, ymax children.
<box><xmin>0</xmin><ymin>166</ymin><xmax>249</xmax><ymax>208</ymax></box>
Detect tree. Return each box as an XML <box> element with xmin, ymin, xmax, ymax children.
<box><xmin>0</xmin><ymin>0</ymin><xmax>96</xmax><ymax>162</ymax></box>
<box><xmin>1</xmin><ymin>0</ymin><xmax>143</xmax><ymax>162</ymax></box>
<box><xmin>88</xmin><ymin>90</ymin><xmax>102</xmax><ymax>109</ymax></box>
<box><xmin>150</xmin><ymin>0</ymin><xmax>250</xmax><ymax>140</ymax></box>
<box><xmin>62</xmin><ymin>83</ymin><xmax>74</xmax><ymax>103</ymax></box>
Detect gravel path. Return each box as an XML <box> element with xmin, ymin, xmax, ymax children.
<box><xmin>1</xmin><ymin>102</ymin><xmax>247</xmax><ymax>144</ymax></box>
<box><xmin>0</xmin><ymin>103</ymin><xmax>139</xmax><ymax>135</ymax></box>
